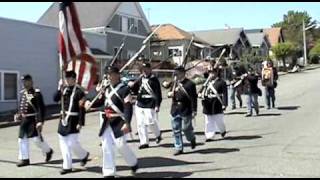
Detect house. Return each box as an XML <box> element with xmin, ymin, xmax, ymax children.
<box><xmin>38</xmin><ymin>2</ymin><xmax>151</xmax><ymax>68</ymax></box>
<box><xmin>244</xmin><ymin>29</ymin><xmax>271</xmax><ymax>57</ymax></box>
<box><xmin>192</xmin><ymin>28</ymin><xmax>252</xmax><ymax>61</ymax></box>
<box><xmin>150</xmin><ymin>24</ymin><xmax>213</xmax><ymax>66</ymax></box>
<box><xmin>0</xmin><ymin>2</ymin><xmax>151</xmax><ymax>113</ymax></box>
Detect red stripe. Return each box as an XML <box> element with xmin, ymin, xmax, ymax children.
<box><xmin>59</xmin><ymin>32</ymin><xmax>67</xmax><ymax>66</ymax></box>
<box><xmin>69</xmin><ymin>3</ymin><xmax>87</xmax><ymax>52</ymax></box>
<box><xmin>77</xmin><ymin>54</ymin><xmax>87</xmax><ymax>87</ymax></box>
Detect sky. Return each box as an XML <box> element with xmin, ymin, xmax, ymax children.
<box><xmin>0</xmin><ymin>2</ymin><xmax>319</xmax><ymax>31</ymax></box>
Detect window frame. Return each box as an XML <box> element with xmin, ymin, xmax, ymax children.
<box><xmin>0</xmin><ymin>70</ymin><xmax>20</xmax><ymax>103</ymax></box>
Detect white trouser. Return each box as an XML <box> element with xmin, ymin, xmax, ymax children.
<box><xmin>204</xmin><ymin>114</ymin><xmax>226</xmax><ymax>139</ymax></box>
<box><xmin>18</xmin><ymin>135</ymin><xmax>51</xmax><ymax>160</ymax></box>
<box><xmin>101</xmin><ymin>126</ymin><xmax>137</xmax><ymax>177</ymax></box>
<box><xmin>135</xmin><ymin>105</ymin><xmax>161</xmax><ymax>145</ymax></box>
<box><xmin>58</xmin><ymin>133</ymin><xmax>88</xmax><ymax>170</ymax></box>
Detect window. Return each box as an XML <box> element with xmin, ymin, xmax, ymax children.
<box><xmin>127</xmin><ymin>50</ymin><xmax>136</xmax><ymax>59</ymax></box>
<box><xmin>122</xmin><ymin>16</ymin><xmax>128</xmax><ymax>33</ymax></box>
<box><xmin>128</xmin><ymin>18</ymin><xmax>138</xmax><ymax>34</ymax></box>
<box><xmin>168</xmin><ymin>49</ymin><xmax>182</xmax><ymax>57</ymax></box>
<box><xmin>0</xmin><ymin>71</ymin><xmax>19</xmax><ymax>101</ymax></box>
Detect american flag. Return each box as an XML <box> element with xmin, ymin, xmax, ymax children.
<box><xmin>58</xmin><ymin>2</ymin><xmax>97</xmax><ymax>91</ymax></box>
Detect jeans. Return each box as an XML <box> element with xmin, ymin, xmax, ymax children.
<box><xmin>171</xmin><ymin>115</ymin><xmax>195</xmax><ymax>151</ymax></box>
<box><xmin>246</xmin><ymin>93</ymin><xmax>259</xmax><ymax>115</ymax></box>
<box><xmin>230</xmin><ymin>86</ymin><xmax>242</xmax><ymax>109</ymax></box>
<box><xmin>265</xmin><ymin>87</ymin><xmax>275</xmax><ymax>108</ymax></box>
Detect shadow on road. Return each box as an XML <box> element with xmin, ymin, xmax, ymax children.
<box><xmin>277</xmin><ymin>106</ymin><xmax>300</xmax><ymax>110</ymax></box>
<box><xmin>225</xmin><ymin>111</ymin><xmax>247</xmax><ymax>115</ymax></box>
<box><xmin>207</xmin><ymin>135</ymin><xmax>263</xmax><ymax>142</ymax></box>
<box><xmin>183</xmin><ymin>148</ymin><xmax>240</xmax><ymax>155</ymax></box>
<box><xmin>159</xmin><ymin>142</ymin><xmax>205</xmax><ymax>148</ymax></box>
<box><xmin>86</xmin><ymin>156</ymin><xmax>209</xmax><ymax>175</ymax></box>
<box><xmin>257</xmin><ymin>113</ymin><xmax>282</xmax><ymax>117</ymax></box>
<box><xmin>135</xmin><ymin>171</ymin><xmax>192</xmax><ymax>178</ymax></box>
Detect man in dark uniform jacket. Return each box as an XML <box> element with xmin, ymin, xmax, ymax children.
<box><xmin>243</xmin><ymin>67</ymin><xmax>261</xmax><ymax>117</ymax></box>
<box><xmin>230</xmin><ymin>64</ymin><xmax>244</xmax><ymax>109</ymax></box>
<box><xmin>168</xmin><ymin>66</ymin><xmax>197</xmax><ymax>156</ymax></box>
<box><xmin>15</xmin><ymin>75</ymin><xmax>53</xmax><ymax>167</ymax></box>
<box><xmin>128</xmin><ymin>62</ymin><xmax>162</xmax><ymax>149</ymax></box>
<box><xmin>85</xmin><ymin>66</ymin><xmax>138</xmax><ymax>178</ymax></box>
<box><xmin>199</xmin><ymin>66</ymin><xmax>228</xmax><ymax>142</ymax></box>
<box><xmin>53</xmin><ymin>71</ymin><xmax>90</xmax><ymax>175</ymax></box>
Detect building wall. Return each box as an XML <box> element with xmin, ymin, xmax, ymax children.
<box><xmin>0</xmin><ymin>17</ymin><xmax>108</xmax><ymax>112</ymax></box>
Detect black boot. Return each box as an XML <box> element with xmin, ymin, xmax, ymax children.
<box><xmin>173</xmin><ymin>149</ymin><xmax>183</xmax><ymax>156</ymax></box>
<box><xmin>139</xmin><ymin>144</ymin><xmax>149</xmax><ymax>149</ymax></box>
<box><xmin>131</xmin><ymin>163</ymin><xmax>139</xmax><ymax>176</ymax></box>
<box><xmin>191</xmin><ymin>138</ymin><xmax>196</xmax><ymax>149</ymax></box>
<box><xmin>16</xmin><ymin>159</ymin><xmax>30</xmax><ymax>167</ymax></box>
<box><xmin>221</xmin><ymin>131</ymin><xmax>227</xmax><ymax>138</ymax></box>
<box><xmin>156</xmin><ymin>134</ymin><xmax>162</xmax><ymax>144</ymax></box>
<box><xmin>80</xmin><ymin>152</ymin><xmax>90</xmax><ymax>166</ymax></box>
<box><xmin>45</xmin><ymin>149</ymin><xmax>53</xmax><ymax>162</ymax></box>
<box><xmin>60</xmin><ymin>169</ymin><xmax>72</xmax><ymax>175</ymax></box>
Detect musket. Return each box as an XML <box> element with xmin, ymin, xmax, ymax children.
<box><xmin>109</xmin><ymin>24</ymin><xmax>134</xmax><ymax>66</ymax></box>
<box><xmin>120</xmin><ymin>24</ymin><xmax>163</xmax><ymax>73</ymax></box>
<box><xmin>171</xmin><ymin>34</ymin><xmax>195</xmax><ymax>98</ymax></box>
<box><xmin>87</xmin><ymin>24</ymin><xmax>163</xmax><ymax>111</ymax></box>
<box><xmin>198</xmin><ymin>48</ymin><xmax>226</xmax><ymax>99</ymax></box>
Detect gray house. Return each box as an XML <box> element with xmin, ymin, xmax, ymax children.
<box><xmin>0</xmin><ymin>2</ymin><xmax>151</xmax><ymax>113</ymax></box>
<box><xmin>245</xmin><ymin>29</ymin><xmax>271</xmax><ymax>57</ymax></box>
<box><xmin>150</xmin><ymin>24</ymin><xmax>213</xmax><ymax>66</ymax></box>
<box><xmin>38</xmin><ymin>2</ymin><xmax>151</xmax><ymax>69</ymax></box>
<box><xmin>192</xmin><ymin>28</ymin><xmax>252</xmax><ymax>60</ymax></box>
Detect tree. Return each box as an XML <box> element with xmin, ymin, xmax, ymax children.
<box><xmin>272</xmin><ymin>11</ymin><xmax>317</xmax><ymax>56</ymax></box>
<box><xmin>309</xmin><ymin>39</ymin><xmax>320</xmax><ymax>64</ymax></box>
<box><xmin>271</xmin><ymin>42</ymin><xmax>296</xmax><ymax>71</ymax></box>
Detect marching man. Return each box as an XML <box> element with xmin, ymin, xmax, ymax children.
<box><xmin>199</xmin><ymin>63</ymin><xmax>228</xmax><ymax>142</ymax></box>
<box><xmin>85</xmin><ymin>66</ymin><xmax>139</xmax><ymax>178</ymax></box>
<box><xmin>53</xmin><ymin>71</ymin><xmax>90</xmax><ymax>175</ymax></box>
<box><xmin>128</xmin><ymin>62</ymin><xmax>163</xmax><ymax>149</ymax></box>
<box><xmin>15</xmin><ymin>74</ymin><xmax>53</xmax><ymax>167</ymax></box>
<box><xmin>167</xmin><ymin>66</ymin><xmax>197</xmax><ymax>156</ymax></box>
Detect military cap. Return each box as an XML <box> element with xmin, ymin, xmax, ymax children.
<box><xmin>105</xmin><ymin>66</ymin><xmax>120</xmax><ymax>74</ymax></box>
<box><xmin>65</xmin><ymin>70</ymin><xmax>77</xmax><ymax>79</ymax></box>
<box><xmin>21</xmin><ymin>74</ymin><xmax>32</xmax><ymax>81</ymax></box>
<box><xmin>174</xmin><ymin>66</ymin><xmax>185</xmax><ymax>72</ymax></box>
<box><xmin>141</xmin><ymin>62</ymin><xmax>151</xmax><ymax>68</ymax></box>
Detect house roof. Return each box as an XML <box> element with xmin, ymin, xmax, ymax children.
<box><xmin>37</xmin><ymin>2</ymin><xmax>121</xmax><ymax>29</ymax></box>
<box><xmin>263</xmin><ymin>28</ymin><xmax>284</xmax><ymax>46</ymax></box>
<box><xmin>192</xmin><ymin>28</ymin><xmax>244</xmax><ymax>46</ymax></box>
<box><xmin>151</xmin><ymin>24</ymin><xmax>210</xmax><ymax>45</ymax></box>
<box><xmin>245</xmin><ymin>32</ymin><xmax>268</xmax><ymax>47</ymax></box>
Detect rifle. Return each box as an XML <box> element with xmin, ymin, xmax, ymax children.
<box><xmin>120</xmin><ymin>24</ymin><xmax>163</xmax><ymax>73</ymax></box>
<box><xmin>86</xmin><ymin>24</ymin><xmax>163</xmax><ymax>111</ymax></box>
<box><xmin>109</xmin><ymin>24</ymin><xmax>134</xmax><ymax>66</ymax></box>
<box><xmin>171</xmin><ymin>34</ymin><xmax>195</xmax><ymax>97</ymax></box>
<box><xmin>198</xmin><ymin>48</ymin><xmax>226</xmax><ymax>99</ymax></box>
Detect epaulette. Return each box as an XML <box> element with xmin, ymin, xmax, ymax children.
<box><xmin>35</xmin><ymin>88</ymin><xmax>41</xmax><ymax>93</ymax></box>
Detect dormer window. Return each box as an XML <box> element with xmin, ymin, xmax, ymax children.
<box><xmin>120</xmin><ymin>15</ymin><xmax>139</xmax><ymax>34</ymax></box>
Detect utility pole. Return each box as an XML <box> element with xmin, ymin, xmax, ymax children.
<box><xmin>303</xmin><ymin>19</ymin><xmax>308</xmax><ymax>66</ymax></box>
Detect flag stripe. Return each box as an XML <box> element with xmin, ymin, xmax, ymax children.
<box><xmin>58</xmin><ymin>2</ymin><xmax>98</xmax><ymax>91</ymax></box>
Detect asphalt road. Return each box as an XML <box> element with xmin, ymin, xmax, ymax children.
<box><xmin>0</xmin><ymin>68</ymin><xmax>320</xmax><ymax>178</ymax></box>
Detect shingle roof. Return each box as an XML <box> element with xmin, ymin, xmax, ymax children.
<box><xmin>37</xmin><ymin>2</ymin><xmax>121</xmax><ymax>29</ymax></box>
<box><xmin>191</xmin><ymin>28</ymin><xmax>244</xmax><ymax>46</ymax></box>
<box><xmin>263</xmin><ymin>28</ymin><xmax>284</xmax><ymax>46</ymax></box>
<box><xmin>246</xmin><ymin>32</ymin><xmax>266</xmax><ymax>47</ymax></box>
<box><xmin>151</xmin><ymin>24</ymin><xmax>210</xmax><ymax>45</ymax></box>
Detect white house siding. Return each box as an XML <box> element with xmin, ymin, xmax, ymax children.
<box><xmin>0</xmin><ymin>17</ymin><xmax>107</xmax><ymax>112</ymax></box>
